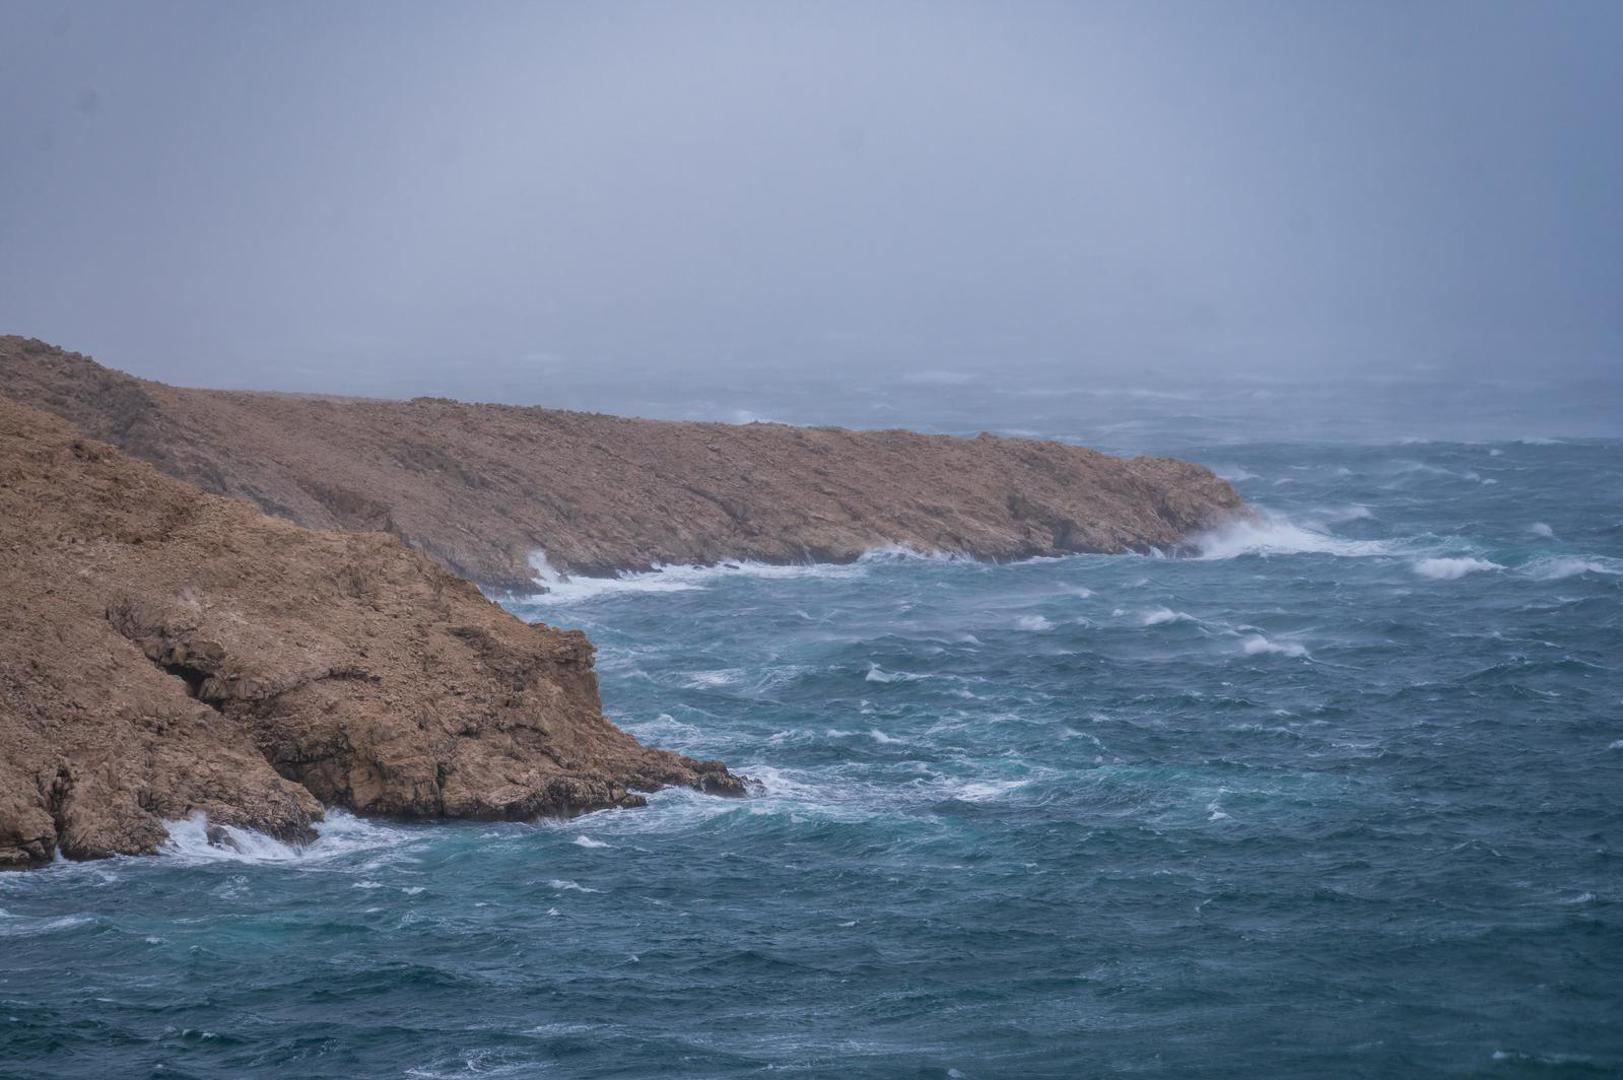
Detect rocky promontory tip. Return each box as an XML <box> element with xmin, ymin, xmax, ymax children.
<box><xmin>0</xmin><ymin>337</ymin><xmax>1246</xmax><ymax>592</ymax></box>
<box><xmin>0</xmin><ymin>396</ymin><xmax>744</xmax><ymax>869</ymax></box>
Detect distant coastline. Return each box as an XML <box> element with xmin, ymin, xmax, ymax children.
<box><xmin>0</xmin><ymin>336</ymin><xmax>1247</xmax><ymax>592</ymax></box>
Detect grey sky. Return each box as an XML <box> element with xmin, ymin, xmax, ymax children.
<box><xmin>2</xmin><ymin>1</ymin><xmax>1619</xmax><ymax>398</ymax></box>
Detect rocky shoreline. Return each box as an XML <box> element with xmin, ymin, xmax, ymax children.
<box><xmin>0</xmin><ymin>335</ymin><xmax>1246</xmax><ymax>869</ymax></box>
<box><xmin>1</xmin><ymin>337</ymin><xmax>1246</xmax><ymax>592</ymax></box>
<box><xmin>0</xmin><ymin>397</ymin><xmax>742</xmax><ymax>869</ymax></box>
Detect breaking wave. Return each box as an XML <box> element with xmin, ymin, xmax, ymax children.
<box><xmin>522</xmin><ymin>546</ymin><xmax>967</xmax><ymax>605</ymax></box>
<box><xmin>1193</xmin><ymin>511</ymin><xmax>1392</xmax><ymax>559</ymax></box>
<box><xmin>1412</xmin><ymin>557</ymin><xmax>1502</xmax><ymax>580</ymax></box>
<box><xmin>159</xmin><ymin>810</ymin><xmax>406</xmax><ymax>865</ymax></box>
<box><xmin>1520</xmin><ymin>555</ymin><xmax>1622</xmax><ymax>581</ymax></box>
<box><xmin>1241</xmin><ymin>634</ymin><xmax>1309</xmax><ymax>658</ymax></box>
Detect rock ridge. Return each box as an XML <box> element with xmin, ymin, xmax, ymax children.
<box><xmin>0</xmin><ymin>337</ymin><xmax>1246</xmax><ymax>592</ymax></box>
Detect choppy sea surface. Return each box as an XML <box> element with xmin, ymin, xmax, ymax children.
<box><xmin>3</xmin><ymin>385</ymin><xmax>1621</xmax><ymax>1078</ymax></box>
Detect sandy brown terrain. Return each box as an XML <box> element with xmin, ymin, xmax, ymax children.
<box><xmin>1</xmin><ymin>337</ymin><xmax>1245</xmax><ymax>592</ymax></box>
<box><xmin>0</xmin><ymin>396</ymin><xmax>741</xmax><ymax>869</ymax></box>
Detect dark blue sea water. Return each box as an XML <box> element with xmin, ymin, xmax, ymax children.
<box><xmin>4</xmin><ymin>398</ymin><xmax>1621</xmax><ymax>1077</ymax></box>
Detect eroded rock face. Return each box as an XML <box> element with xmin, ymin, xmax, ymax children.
<box><xmin>0</xmin><ymin>337</ymin><xmax>1247</xmax><ymax>592</ymax></box>
<box><xmin>0</xmin><ymin>397</ymin><xmax>742</xmax><ymax>869</ymax></box>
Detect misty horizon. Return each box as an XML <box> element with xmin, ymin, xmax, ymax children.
<box><xmin>3</xmin><ymin>0</ymin><xmax>1619</xmax><ymax>417</ymax></box>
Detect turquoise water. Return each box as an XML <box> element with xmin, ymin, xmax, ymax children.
<box><xmin>3</xmin><ymin>435</ymin><xmax>1621</xmax><ymax>1077</ymax></box>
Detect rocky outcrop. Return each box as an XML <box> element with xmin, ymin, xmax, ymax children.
<box><xmin>0</xmin><ymin>337</ymin><xmax>1246</xmax><ymax>592</ymax></box>
<box><xmin>0</xmin><ymin>397</ymin><xmax>742</xmax><ymax>869</ymax></box>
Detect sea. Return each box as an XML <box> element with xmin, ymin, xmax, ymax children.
<box><xmin>3</xmin><ymin>372</ymin><xmax>1620</xmax><ymax>1078</ymax></box>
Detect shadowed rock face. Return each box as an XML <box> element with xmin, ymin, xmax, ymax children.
<box><xmin>0</xmin><ymin>397</ymin><xmax>742</xmax><ymax>869</ymax></box>
<box><xmin>0</xmin><ymin>337</ymin><xmax>1246</xmax><ymax>592</ymax></box>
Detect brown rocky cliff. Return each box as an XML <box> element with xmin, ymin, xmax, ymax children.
<box><xmin>0</xmin><ymin>337</ymin><xmax>1246</xmax><ymax>591</ymax></box>
<box><xmin>0</xmin><ymin>397</ymin><xmax>742</xmax><ymax>869</ymax></box>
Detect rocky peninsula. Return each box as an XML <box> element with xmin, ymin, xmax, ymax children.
<box><xmin>0</xmin><ymin>396</ymin><xmax>741</xmax><ymax>868</ymax></box>
<box><xmin>1</xmin><ymin>337</ymin><xmax>1245</xmax><ymax>592</ymax></box>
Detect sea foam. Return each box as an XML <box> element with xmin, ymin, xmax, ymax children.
<box><xmin>1412</xmin><ymin>557</ymin><xmax>1502</xmax><ymax>580</ymax></box>
<box><xmin>522</xmin><ymin>546</ymin><xmax>955</xmax><ymax>605</ymax></box>
<box><xmin>1521</xmin><ymin>556</ymin><xmax>1621</xmax><ymax>581</ymax></box>
<box><xmin>1194</xmin><ymin>512</ymin><xmax>1391</xmax><ymax>559</ymax></box>
<box><xmin>159</xmin><ymin>810</ymin><xmax>404</xmax><ymax>865</ymax></box>
<box><xmin>1241</xmin><ymin>634</ymin><xmax>1308</xmax><ymax>658</ymax></box>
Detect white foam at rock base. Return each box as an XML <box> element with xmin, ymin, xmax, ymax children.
<box><xmin>520</xmin><ymin>547</ymin><xmax>952</xmax><ymax>605</ymax></box>
<box><xmin>1193</xmin><ymin>511</ymin><xmax>1392</xmax><ymax>559</ymax></box>
<box><xmin>159</xmin><ymin>810</ymin><xmax>405</xmax><ymax>865</ymax></box>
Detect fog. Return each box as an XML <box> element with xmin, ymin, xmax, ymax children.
<box><xmin>2</xmin><ymin>1</ymin><xmax>1619</xmax><ymax>419</ymax></box>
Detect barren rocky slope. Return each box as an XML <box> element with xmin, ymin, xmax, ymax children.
<box><xmin>1</xmin><ymin>337</ymin><xmax>1245</xmax><ymax>592</ymax></box>
<box><xmin>0</xmin><ymin>396</ymin><xmax>741</xmax><ymax>869</ymax></box>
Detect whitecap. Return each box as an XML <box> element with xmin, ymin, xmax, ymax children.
<box><xmin>547</xmin><ymin>879</ymin><xmax>599</xmax><ymax>893</ymax></box>
<box><xmin>1141</xmin><ymin>607</ymin><xmax>1195</xmax><ymax>627</ymax></box>
<box><xmin>1412</xmin><ymin>557</ymin><xmax>1502</xmax><ymax>580</ymax></box>
<box><xmin>1530</xmin><ymin>522</ymin><xmax>1555</xmax><ymax>539</ymax></box>
<box><xmin>1210</xmin><ymin>465</ymin><xmax>1261</xmax><ymax>482</ymax></box>
<box><xmin>865</xmin><ymin>663</ymin><xmax>928</xmax><ymax>683</ymax></box>
<box><xmin>867</xmin><ymin>729</ymin><xmax>904</xmax><ymax>745</ymax></box>
<box><xmin>1241</xmin><ymin>634</ymin><xmax>1308</xmax><ymax>658</ymax></box>
<box><xmin>572</xmin><ymin>835</ymin><xmax>610</xmax><ymax>849</ymax></box>
<box><xmin>1014</xmin><ymin>614</ymin><xmax>1054</xmax><ymax>631</ymax></box>
<box><xmin>0</xmin><ymin>912</ymin><xmax>94</xmax><ymax>938</ymax></box>
<box><xmin>1194</xmin><ymin>511</ymin><xmax>1392</xmax><ymax>559</ymax></box>
<box><xmin>1521</xmin><ymin>555</ymin><xmax>1621</xmax><ymax>580</ymax></box>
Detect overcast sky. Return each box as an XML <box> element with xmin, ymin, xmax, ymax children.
<box><xmin>2</xmin><ymin>1</ymin><xmax>1619</xmax><ymax>398</ymax></box>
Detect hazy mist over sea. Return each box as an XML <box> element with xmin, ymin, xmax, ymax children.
<box><xmin>3</xmin><ymin>0</ymin><xmax>1619</xmax><ymax>429</ymax></box>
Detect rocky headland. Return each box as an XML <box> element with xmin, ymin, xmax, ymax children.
<box><xmin>0</xmin><ymin>396</ymin><xmax>742</xmax><ymax>869</ymax></box>
<box><xmin>1</xmin><ymin>337</ymin><xmax>1245</xmax><ymax>592</ymax></box>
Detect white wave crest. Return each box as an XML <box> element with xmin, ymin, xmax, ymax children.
<box><xmin>1193</xmin><ymin>512</ymin><xmax>1391</xmax><ymax>559</ymax></box>
<box><xmin>571</xmin><ymin>835</ymin><xmax>610</xmax><ymax>849</ymax></box>
<box><xmin>0</xmin><ymin>912</ymin><xmax>95</xmax><ymax>938</ymax></box>
<box><xmin>1530</xmin><ymin>522</ymin><xmax>1555</xmax><ymax>539</ymax></box>
<box><xmin>1412</xmin><ymin>557</ymin><xmax>1502</xmax><ymax>580</ymax></box>
<box><xmin>1241</xmin><ymin>634</ymin><xmax>1308</xmax><ymax>658</ymax></box>
<box><xmin>1014</xmin><ymin>614</ymin><xmax>1054</xmax><ymax>631</ymax></box>
<box><xmin>1521</xmin><ymin>556</ymin><xmax>1621</xmax><ymax>581</ymax></box>
<box><xmin>865</xmin><ymin>663</ymin><xmax>929</xmax><ymax>683</ymax></box>
<box><xmin>1141</xmin><ymin>607</ymin><xmax>1195</xmax><ymax>627</ymax></box>
<box><xmin>159</xmin><ymin>810</ymin><xmax>404</xmax><ymax>865</ymax></box>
